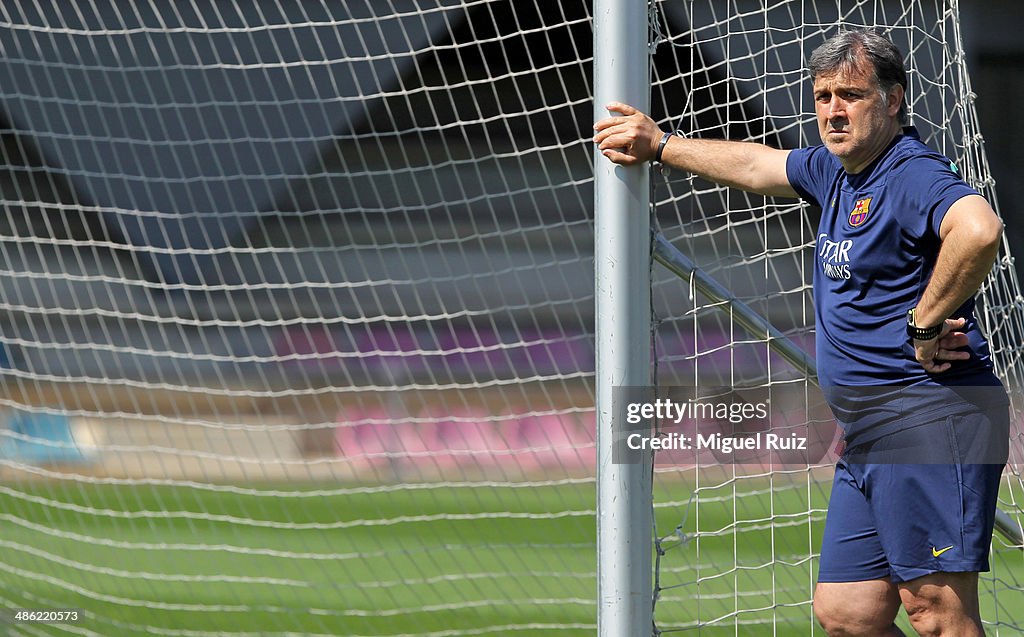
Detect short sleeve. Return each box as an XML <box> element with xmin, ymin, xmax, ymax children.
<box><xmin>786</xmin><ymin>145</ymin><xmax>838</xmax><ymax>208</ymax></box>
<box><xmin>893</xmin><ymin>155</ymin><xmax>981</xmax><ymax>240</ymax></box>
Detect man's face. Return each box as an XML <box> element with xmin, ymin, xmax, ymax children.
<box><xmin>813</xmin><ymin>60</ymin><xmax>903</xmax><ymax>173</ymax></box>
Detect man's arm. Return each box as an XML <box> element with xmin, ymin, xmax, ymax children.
<box><xmin>911</xmin><ymin>194</ymin><xmax>1004</xmax><ymax>373</ymax></box>
<box><xmin>592</xmin><ymin>102</ymin><xmax>798</xmax><ymax>198</ymax></box>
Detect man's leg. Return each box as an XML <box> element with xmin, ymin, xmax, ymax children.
<box><xmin>814</xmin><ymin>580</ymin><xmax>905</xmax><ymax>637</ymax></box>
<box><xmin>816</xmin><ymin>459</ymin><xmax>901</xmax><ymax>635</ymax></box>
<box><xmin>899</xmin><ymin>572</ymin><xmax>983</xmax><ymax>637</ymax></box>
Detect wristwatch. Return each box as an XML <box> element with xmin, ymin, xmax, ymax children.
<box><xmin>906</xmin><ymin>308</ymin><xmax>942</xmax><ymax>341</ymax></box>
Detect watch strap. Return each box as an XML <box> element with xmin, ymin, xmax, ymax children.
<box><xmin>907</xmin><ymin>308</ymin><xmax>942</xmax><ymax>341</ymax></box>
<box><xmin>655</xmin><ymin>131</ymin><xmax>672</xmax><ymax>163</ymax></box>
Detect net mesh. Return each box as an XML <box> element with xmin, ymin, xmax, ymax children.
<box><xmin>649</xmin><ymin>1</ymin><xmax>1024</xmax><ymax>634</ymax></box>
<box><xmin>0</xmin><ymin>2</ymin><xmax>598</xmax><ymax>635</ymax></box>
<box><xmin>0</xmin><ymin>1</ymin><xmax>1021</xmax><ymax>635</ymax></box>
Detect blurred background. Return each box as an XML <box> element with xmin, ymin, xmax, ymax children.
<box><xmin>0</xmin><ymin>1</ymin><xmax>1020</xmax><ymax>429</ymax></box>
<box><xmin>0</xmin><ymin>1</ymin><xmax>1022</xmax><ymax>635</ymax></box>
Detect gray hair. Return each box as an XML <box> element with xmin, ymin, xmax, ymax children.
<box><xmin>808</xmin><ymin>29</ymin><xmax>909</xmax><ymax>125</ymax></box>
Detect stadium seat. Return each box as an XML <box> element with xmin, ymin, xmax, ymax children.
<box><xmin>506</xmin><ymin>411</ymin><xmax>596</xmax><ymax>473</ymax></box>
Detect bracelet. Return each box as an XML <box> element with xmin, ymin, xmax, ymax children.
<box><xmin>655</xmin><ymin>131</ymin><xmax>673</xmax><ymax>163</ymax></box>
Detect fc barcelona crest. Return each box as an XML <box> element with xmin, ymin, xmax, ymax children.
<box><xmin>849</xmin><ymin>197</ymin><xmax>872</xmax><ymax>227</ymax></box>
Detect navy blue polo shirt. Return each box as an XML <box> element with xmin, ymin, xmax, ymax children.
<box><xmin>786</xmin><ymin>128</ymin><xmax>1000</xmax><ymax>439</ymax></box>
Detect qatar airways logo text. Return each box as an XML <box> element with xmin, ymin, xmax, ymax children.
<box><xmin>818</xmin><ymin>233</ymin><xmax>852</xmax><ymax>280</ymax></box>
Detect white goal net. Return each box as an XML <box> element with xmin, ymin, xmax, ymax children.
<box><xmin>0</xmin><ymin>1</ymin><xmax>1020</xmax><ymax>636</ymax></box>
<box><xmin>0</xmin><ymin>2</ymin><xmax>597</xmax><ymax>635</ymax></box>
<box><xmin>648</xmin><ymin>1</ymin><xmax>1024</xmax><ymax>635</ymax></box>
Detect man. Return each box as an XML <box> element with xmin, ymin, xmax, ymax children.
<box><xmin>593</xmin><ymin>29</ymin><xmax>1008</xmax><ymax>637</ymax></box>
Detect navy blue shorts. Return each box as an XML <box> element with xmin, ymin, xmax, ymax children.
<box><xmin>817</xmin><ymin>407</ymin><xmax>1008</xmax><ymax>584</ymax></box>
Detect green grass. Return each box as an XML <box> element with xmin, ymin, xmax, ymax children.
<box><xmin>0</xmin><ymin>480</ymin><xmax>597</xmax><ymax>636</ymax></box>
<box><xmin>1</xmin><ymin>476</ymin><xmax>1022</xmax><ymax>635</ymax></box>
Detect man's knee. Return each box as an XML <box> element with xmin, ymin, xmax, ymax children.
<box><xmin>813</xmin><ymin>593</ymin><xmax>863</xmax><ymax>637</ymax></box>
<box><xmin>814</xmin><ymin>581</ymin><xmax>903</xmax><ymax>637</ymax></box>
<box><xmin>901</xmin><ymin>593</ymin><xmax>945</xmax><ymax>637</ymax></box>
<box><xmin>899</xmin><ymin>572</ymin><xmax>983</xmax><ymax>637</ymax></box>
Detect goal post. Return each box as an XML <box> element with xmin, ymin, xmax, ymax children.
<box><xmin>592</xmin><ymin>1</ymin><xmax>653</xmax><ymax>636</ymax></box>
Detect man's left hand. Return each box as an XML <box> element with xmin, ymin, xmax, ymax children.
<box><xmin>914</xmin><ymin>317</ymin><xmax>970</xmax><ymax>373</ymax></box>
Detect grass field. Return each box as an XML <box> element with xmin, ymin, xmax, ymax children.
<box><xmin>1</xmin><ymin>475</ymin><xmax>1023</xmax><ymax>636</ymax></box>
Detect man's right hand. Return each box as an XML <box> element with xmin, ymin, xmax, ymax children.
<box><xmin>592</xmin><ymin>103</ymin><xmax>797</xmax><ymax>197</ymax></box>
<box><xmin>592</xmin><ymin>102</ymin><xmax>663</xmax><ymax>166</ymax></box>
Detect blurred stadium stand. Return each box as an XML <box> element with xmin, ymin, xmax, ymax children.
<box><xmin>0</xmin><ymin>0</ymin><xmax>1020</xmax><ymax>392</ymax></box>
